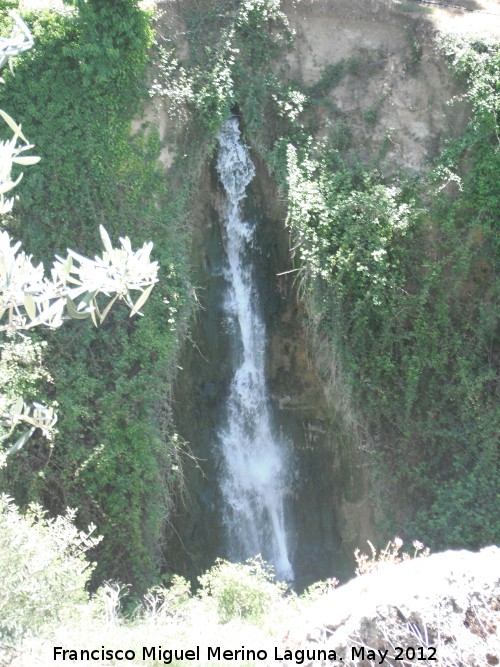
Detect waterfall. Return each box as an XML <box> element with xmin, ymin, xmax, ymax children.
<box><xmin>215</xmin><ymin>117</ymin><xmax>294</xmax><ymax>581</ymax></box>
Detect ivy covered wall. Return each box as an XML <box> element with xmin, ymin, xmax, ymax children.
<box><xmin>0</xmin><ymin>0</ymin><xmax>194</xmax><ymax>592</ymax></box>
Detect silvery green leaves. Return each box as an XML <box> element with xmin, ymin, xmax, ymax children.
<box><xmin>0</xmin><ymin>11</ymin><xmax>34</xmax><ymax>70</ymax></box>
<box><xmin>0</xmin><ymin>109</ymin><xmax>40</xmax><ymax>215</ymax></box>
<box><xmin>0</xmin><ymin>219</ymin><xmax>158</xmax><ymax>454</ymax></box>
<box><xmin>0</xmin><ymin>394</ymin><xmax>57</xmax><ymax>466</ymax></box>
<box><xmin>0</xmin><ymin>226</ymin><xmax>159</xmax><ymax>332</ymax></box>
<box><xmin>0</xmin><ymin>11</ymin><xmax>159</xmax><ymax>459</ymax></box>
<box><xmin>0</xmin><ymin>13</ymin><xmax>39</xmax><ymax>214</ymax></box>
<box><xmin>0</xmin><ymin>495</ymin><xmax>102</xmax><ymax>640</ymax></box>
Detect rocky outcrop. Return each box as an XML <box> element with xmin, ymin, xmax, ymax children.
<box><xmin>278</xmin><ymin>547</ymin><xmax>500</xmax><ymax>666</ymax></box>
<box><xmin>281</xmin><ymin>0</ymin><xmax>500</xmax><ymax>173</ymax></box>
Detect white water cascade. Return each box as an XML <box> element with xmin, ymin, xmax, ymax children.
<box><xmin>215</xmin><ymin>117</ymin><xmax>294</xmax><ymax>581</ymax></box>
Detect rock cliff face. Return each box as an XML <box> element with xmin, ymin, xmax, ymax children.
<box><xmin>277</xmin><ymin>546</ymin><xmax>500</xmax><ymax>667</ymax></box>
<box><xmin>280</xmin><ymin>0</ymin><xmax>499</xmax><ymax>171</ymax></box>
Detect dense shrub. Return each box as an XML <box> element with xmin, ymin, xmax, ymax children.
<box><xmin>198</xmin><ymin>557</ymin><xmax>287</xmax><ymax>624</ymax></box>
<box><xmin>0</xmin><ymin>494</ymin><xmax>99</xmax><ymax>641</ymax></box>
<box><xmin>0</xmin><ymin>3</ymin><xmax>191</xmax><ymax>593</ymax></box>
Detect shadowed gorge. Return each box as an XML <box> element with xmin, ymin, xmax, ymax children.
<box><xmin>171</xmin><ymin>122</ymin><xmax>359</xmax><ymax>588</ymax></box>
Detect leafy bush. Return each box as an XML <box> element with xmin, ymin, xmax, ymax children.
<box><xmin>62</xmin><ymin>0</ymin><xmax>154</xmax><ymax>91</ymax></box>
<box><xmin>0</xmin><ymin>494</ymin><xmax>100</xmax><ymax>641</ymax></box>
<box><xmin>286</xmin><ymin>145</ymin><xmax>415</xmax><ymax>308</ymax></box>
<box><xmin>198</xmin><ymin>557</ymin><xmax>287</xmax><ymax>624</ymax></box>
<box><xmin>139</xmin><ymin>575</ymin><xmax>192</xmax><ymax>624</ymax></box>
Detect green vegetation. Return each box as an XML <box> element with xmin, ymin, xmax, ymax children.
<box><xmin>0</xmin><ymin>0</ymin><xmax>498</xmax><ymax>655</ymax></box>
<box><xmin>0</xmin><ymin>495</ymin><xmax>99</xmax><ymax>642</ymax></box>
<box><xmin>149</xmin><ymin>0</ymin><xmax>499</xmax><ymax>556</ymax></box>
<box><xmin>0</xmin><ymin>536</ymin><xmax>337</xmax><ymax>663</ymax></box>
<box><xmin>198</xmin><ymin>557</ymin><xmax>287</xmax><ymax>624</ymax></box>
<box><xmin>0</xmin><ymin>534</ymin><xmax>426</xmax><ymax>664</ymax></box>
<box><xmin>307</xmin><ymin>61</ymin><xmax>345</xmax><ymax>101</ymax></box>
<box><xmin>0</xmin><ymin>1</ymin><xmax>192</xmax><ymax>593</ymax></box>
<box><xmin>280</xmin><ymin>35</ymin><xmax>499</xmax><ymax>549</ymax></box>
<box><xmin>150</xmin><ymin>0</ymin><xmax>296</xmax><ymax>162</ymax></box>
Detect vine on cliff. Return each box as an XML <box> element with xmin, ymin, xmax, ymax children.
<box><xmin>0</xmin><ymin>3</ymin><xmax>191</xmax><ymax>593</ymax></box>
<box><xmin>281</xmin><ymin>36</ymin><xmax>499</xmax><ymax>549</ymax></box>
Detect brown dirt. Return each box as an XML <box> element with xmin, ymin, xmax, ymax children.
<box><xmin>280</xmin><ymin>0</ymin><xmax>498</xmax><ymax>172</ymax></box>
